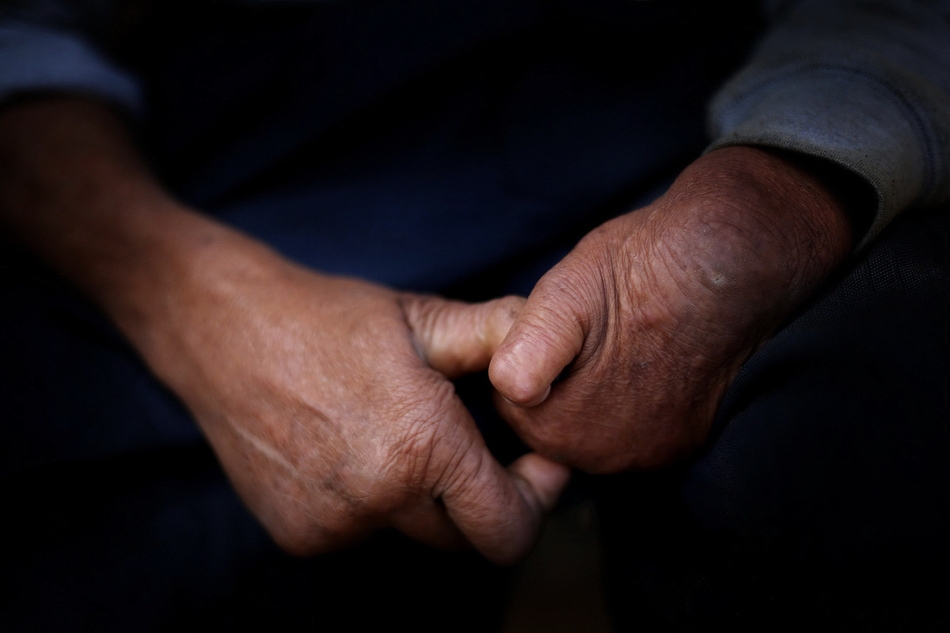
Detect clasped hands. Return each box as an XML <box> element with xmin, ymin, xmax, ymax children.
<box><xmin>0</xmin><ymin>102</ymin><xmax>852</xmax><ymax>563</ymax></box>
<box><xmin>133</xmin><ymin>147</ymin><xmax>851</xmax><ymax>564</ymax></box>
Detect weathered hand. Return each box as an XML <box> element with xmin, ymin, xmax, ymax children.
<box><xmin>129</xmin><ymin>232</ymin><xmax>568</xmax><ymax>563</ymax></box>
<box><xmin>489</xmin><ymin>147</ymin><xmax>854</xmax><ymax>473</ymax></box>
<box><xmin>0</xmin><ymin>97</ymin><xmax>568</xmax><ymax>564</ymax></box>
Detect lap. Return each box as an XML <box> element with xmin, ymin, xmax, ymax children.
<box><xmin>6</xmin><ymin>3</ymin><xmax>939</xmax><ymax>628</ymax></box>
<box><xmin>596</xmin><ymin>205</ymin><xmax>950</xmax><ymax>631</ymax></box>
<box><xmin>0</xmin><ymin>259</ymin><xmax>509</xmax><ymax>632</ymax></box>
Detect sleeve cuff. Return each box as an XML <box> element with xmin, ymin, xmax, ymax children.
<box><xmin>0</xmin><ymin>20</ymin><xmax>143</xmax><ymax>117</ymax></box>
<box><xmin>708</xmin><ymin>63</ymin><xmax>948</xmax><ymax>247</ymax></box>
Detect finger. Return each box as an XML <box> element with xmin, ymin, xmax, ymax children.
<box><xmin>389</xmin><ymin>496</ymin><xmax>468</xmax><ymax>552</ymax></box>
<box><xmin>434</xmin><ymin>415</ymin><xmax>570</xmax><ymax>564</ymax></box>
<box><xmin>506</xmin><ymin>452</ymin><xmax>572</xmax><ymax>517</ymax></box>
<box><xmin>488</xmin><ymin>269</ymin><xmax>588</xmax><ymax>407</ymax></box>
<box><xmin>402</xmin><ymin>294</ymin><xmax>525</xmax><ymax>379</ymax></box>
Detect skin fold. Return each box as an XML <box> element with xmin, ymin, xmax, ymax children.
<box><xmin>0</xmin><ymin>97</ymin><xmax>853</xmax><ymax>561</ymax></box>
<box><xmin>0</xmin><ymin>97</ymin><xmax>569</xmax><ymax>564</ymax></box>
<box><xmin>489</xmin><ymin>146</ymin><xmax>854</xmax><ymax>473</ymax></box>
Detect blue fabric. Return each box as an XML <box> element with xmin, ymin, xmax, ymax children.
<box><xmin>594</xmin><ymin>207</ymin><xmax>950</xmax><ymax>631</ymax></box>
<box><xmin>5</xmin><ymin>1</ymin><xmax>950</xmax><ymax>630</ymax></box>
<box><xmin>0</xmin><ymin>3</ymin><xmax>758</xmax><ymax>629</ymax></box>
<box><xmin>130</xmin><ymin>0</ymin><xmax>755</xmax><ymax>290</ymax></box>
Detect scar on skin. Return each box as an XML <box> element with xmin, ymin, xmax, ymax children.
<box><xmin>232</xmin><ymin>423</ymin><xmax>298</xmax><ymax>475</ymax></box>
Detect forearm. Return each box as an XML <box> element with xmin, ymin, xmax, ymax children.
<box><xmin>0</xmin><ymin>96</ymin><xmax>277</xmax><ymax>352</ymax></box>
<box><xmin>0</xmin><ymin>98</ymin><xmax>568</xmax><ymax>562</ymax></box>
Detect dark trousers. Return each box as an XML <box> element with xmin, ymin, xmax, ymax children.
<box><xmin>595</xmin><ymin>207</ymin><xmax>950</xmax><ymax>631</ymax></box>
<box><xmin>2</xmin><ymin>1</ymin><xmax>948</xmax><ymax>630</ymax></box>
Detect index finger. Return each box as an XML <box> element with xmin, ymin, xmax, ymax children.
<box><xmin>430</xmin><ymin>400</ymin><xmax>570</xmax><ymax>564</ymax></box>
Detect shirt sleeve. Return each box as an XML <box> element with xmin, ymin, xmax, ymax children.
<box><xmin>707</xmin><ymin>0</ymin><xmax>950</xmax><ymax>245</ymax></box>
<box><xmin>0</xmin><ymin>1</ymin><xmax>143</xmax><ymax>115</ymax></box>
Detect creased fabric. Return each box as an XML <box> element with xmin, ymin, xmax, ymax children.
<box><xmin>708</xmin><ymin>0</ymin><xmax>950</xmax><ymax>245</ymax></box>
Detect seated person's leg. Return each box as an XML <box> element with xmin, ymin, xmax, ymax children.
<box><xmin>596</xmin><ymin>206</ymin><xmax>950</xmax><ymax>631</ymax></box>
<box><xmin>0</xmin><ymin>7</ymin><xmax>542</xmax><ymax>628</ymax></box>
<box><xmin>0</xmin><ymin>254</ymin><xmax>510</xmax><ymax>632</ymax></box>
<box><xmin>0</xmin><ymin>3</ymin><xmax>768</xmax><ymax>629</ymax></box>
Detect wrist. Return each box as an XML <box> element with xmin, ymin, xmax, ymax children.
<box><xmin>93</xmin><ymin>203</ymin><xmax>288</xmax><ymax>361</ymax></box>
<box><xmin>0</xmin><ymin>96</ymin><xmax>291</xmax><ymax>361</ymax></box>
<box><xmin>641</xmin><ymin>146</ymin><xmax>854</xmax><ymax>341</ymax></box>
<box><xmin>691</xmin><ymin>146</ymin><xmax>853</xmax><ymax>281</ymax></box>
<box><xmin>736</xmin><ymin>145</ymin><xmax>876</xmax><ymax>246</ymax></box>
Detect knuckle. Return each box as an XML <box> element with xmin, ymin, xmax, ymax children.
<box><xmin>487</xmin><ymin>295</ymin><xmax>526</xmax><ymax>339</ymax></box>
<box><xmin>435</xmin><ymin>440</ymin><xmax>485</xmax><ymax>499</ymax></box>
<box><xmin>538</xmin><ymin>258</ymin><xmax>606</xmax><ymax>315</ymax></box>
<box><xmin>381</xmin><ymin>377</ymin><xmax>458</xmax><ymax>487</ymax></box>
<box><xmin>261</xmin><ymin>456</ymin><xmax>393</xmax><ymax>557</ymax></box>
<box><xmin>266</xmin><ymin>474</ymin><xmax>391</xmax><ymax>557</ymax></box>
<box><xmin>493</xmin><ymin>295</ymin><xmax>526</xmax><ymax>319</ymax></box>
<box><xmin>398</xmin><ymin>292</ymin><xmax>438</xmax><ymax>333</ymax></box>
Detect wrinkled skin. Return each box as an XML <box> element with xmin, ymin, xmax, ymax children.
<box><xmin>0</xmin><ymin>100</ymin><xmax>850</xmax><ymax>563</ymax></box>
<box><xmin>489</xmin><ymin>147</ymin><xmax>854</xmax><ymax>473</ymax></box>
<box><xmin>131</xmin><ymin>236</ymin><xmax>570</xmax><ymax>564</ymax></box>
<box><xmin>0</xmin><ymin>98</ymin><xmax>569</xmax><ymax>565</ymax></box>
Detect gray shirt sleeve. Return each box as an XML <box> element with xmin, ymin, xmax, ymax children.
<box><xmin>707</xmin><ymin>0</ymin><xmax>950</xmax><ymax>245</ymax></box>
<box><xmin>0</xmin><ymin>1</ymin><xmax>143</xmax><ymax>115</ymax></box>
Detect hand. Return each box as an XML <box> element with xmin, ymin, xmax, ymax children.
<box><xmin>489</xmin><ymin>147</ymin><xmax>854</xmax><ymax>473</ymax></box>
<box><xmin>0</xmin><ymin>97</ymin><xmax>568</xmax><ymax>564</ymax></box>
<box><xmin>129</xmin><ymin>232</ymin><xmax>569</xmax><ymax>563</ymax></box>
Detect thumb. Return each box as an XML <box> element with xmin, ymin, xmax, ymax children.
<box><xmin>489</xmin><ymin>272</ymin><xmax>588</xmax><ymax>407</ymax></box>
<box><xmin>402</xmin><ymin>294</ymin><xmax>525</xmax><ymax>379</ymax></box>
